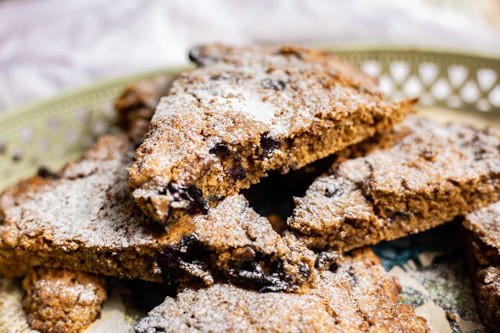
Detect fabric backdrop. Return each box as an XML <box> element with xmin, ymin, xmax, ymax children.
<box><xmin>0</xmin><ymin>0</ymin><xmax>499</xmax><ymax>112</ymax></box>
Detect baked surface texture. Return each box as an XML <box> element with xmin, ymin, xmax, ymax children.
<box><xmin>0</xmin><ymin>135</ymin><xmax>315</xmax><ymax>291</ymax></box>
<box><xmin>463</xmin><ymin>202</ymin><xmax>500</xmax><ymax>330</ymax></box>
<box><xmin>463</xmin><ymin>201</ymin><xmax>500</xmax><ymax>254</ymax></box>
<box><xmin>129</xmin><ymin>44</ymin><xmax>416</xmax><ymax>224</ymax></box>
<box><xmin>22</xmin><ymin>267</ymin><xmax>106</xmax><ymax>333</ymax></box>
<box><xmin>135</xmin><ymin>248</ymin><xmax>428</xmax><ymax>333</ymax></box>
<box><xmin>289</xmin><ymin>117</ymin><xmax>500</xmax><ymax>251</ymax></box>
<box><xmin>115</xmin><ymin>75</ymin><xmax>173</xmax><ymax>145</ymax></box>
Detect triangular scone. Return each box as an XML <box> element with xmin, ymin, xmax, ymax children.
<box><xmin>463</xmin><ymin>202</ymin><xmax>500</xmax><ymax>330</ymax></box>
<box><xmin>129</xmin><ymin>44</ymin><xmax>416</xmax><ymax>224</ymax></box>
<box><xmin>135</xmin><ymin>248</ymin><xmax>428</xmax><ymax>333</ymax></box>
<box><xmin>289</xmin><ymin>117</ymin><xmax>500</xmax><ymax>251</ymax></box>
<box><xmin>0</xmin><ymin>135</ymin><xmax>315</xmax><ymax>292</ymax></box>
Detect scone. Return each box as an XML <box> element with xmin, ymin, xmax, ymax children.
<box><xmin>0</xmin><ymin>135</ymin><xmax>315</xmax><ymax>292</ymax></box>
<box><xmin>463</xmin><ymin>202</ymin><xmax>500</xmax><ymax>330</ymax></box>
<box><xmin>115</xmin><ymin>75</ymin><xmax>173</xmax><ymax>145</ymax></box>
<box><xmin>129</xmin><ymin>44</ymin><xmax>416</xmax><ymax>224</ymax></box>
<box><xmin>289</xmin><ymin>117</ymin><xmax>500</xmax><ymax>251</ymax></box>
<box><xmin>22</xmin><ymin>267</ymin><xmax>106</xmax><ymax>333</ymax></box>
<box><xmin>135</xmin><ymin>248</ymin><xmax>428</xmax><ymax>333</ymax></box>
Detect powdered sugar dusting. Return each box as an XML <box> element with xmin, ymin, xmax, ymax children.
<box><xmin>167</xmin><ymin>194</ymin><xmax>316</xmax><ymax>291</ymax></box>
<box><xmin>31</xmin><ymin>273</ymin><xmax>102</xmax><ymax>305</ymax></box>
<box><xmin>290</xmin><ymin>116</ymin><xmax>500</xmax><ymax>249</ymax></box>
<box><xmin>0</xmin><ymin>135</ymin><xmax>159</xmax><ymax>250</ymax></box>
<box><xmin>130</xmin><ymin>44</ymin><xmax>412</xmax><ymax>223</ymax></box>
<box><xmin>135</xmin><ymin>249</ymin><xmax>428</xmax><ymax>332</ymax></box>
<box><xmin>190</xmin><ymin>195</ymin><xmax>287</xmax><ymax>255</ymax></box>
<box><xmin>464</xmin><ymin>201</ymin><xmax>500</xmax><ymax>252</ymax></box>
<box><xmin>0</xmin><ymin>134</ymin><xmax>314</xmax><ymax>288</ymax></box>
<box><xmin>151</xmin><ymin>45</ymin><xmax>383</xmax><ymax>143</ymax></box>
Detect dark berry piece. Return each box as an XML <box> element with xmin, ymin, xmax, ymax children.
<box><xmin>387</xmin><ymin>210</ymin><xmax>412</xmax><ymax>223</ymax></box>
<box><xmin>210</xmin><ymin>74</ymin><xmax>231</xmax><ymax>81</ymax></box>
<box><xmin>346</xmin><ymin>265</ymin><xmax>357</xmax><ymax>287</ymax></box>
<box><xmin>187</xmin><ymin>185</ymin><xmax>209</xmax><ymax>213</ymax></box>
<box><xmin>260</xmin><ymin>133</ymin><xmax>281</xmax><ymax>157</ymax></box>
<box><xmin>226</xmin><ymin>162</ymin><xmax>247</xmax><ymax>181</ymax></box>
<box><xmin>188</xmin><ymin>45</ymin><xmax>214</xmax><ymax>66</ymax></box>
<box><xmin>159</xmin><ymin>183</ymin><xmax>208</xmax><ymax>214</ymax></box>
<box><xmin>315</xmin><ymin>251</ymin><xmax>340</xmax><ymax>271</ymax></box>
<box><xmin>159</xmin><ymin>185</ymin><xmax>169</xmax><ymax>195</ymax></box>
<box><xmin>299</xmin><ymin>263</ymin><xmax>311</xmax><ymax>279</ymax></box>
<box><xmin>209</xmin><ymin>143</ymin><xmax>229</xmax><ymax>156</ymax></box>
<box><xmin>37</xmin><ymin>167</ymin><xmax>59</xmax><ymax>180</ymax></box>
<box><xmin>227</xmin><ymin>256</ymin><xmax>289</xmax><ymax>292</ymax></box>
<box><xmin>157</xmin><ymin>235</ymin><xmax>209</xmax><ymax>283</ymax></box>
<box><xmin>208</xmin><ymin>194</ymin><xmax>223</xmax><ymax>202</ymax></box>
<box><xmin>261</xmin><ymin>78</ymin><xmax>287</xmax><ymax>91</ymax></box>
<box><xmin>324</xmin><ymin>187</ymin><xmax>343</xmax><ymax>198</ymax></box>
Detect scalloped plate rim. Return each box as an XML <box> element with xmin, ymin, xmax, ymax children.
<box><xmin>1</xmin><ymin>47</ymin><xmax>500</xmax><ymax>123</ymax></box>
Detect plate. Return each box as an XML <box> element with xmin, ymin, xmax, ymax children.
<box><xmin>0</xmin><ymin>48</ymin><xmax>499</xmax><ymax>332</ymax></box>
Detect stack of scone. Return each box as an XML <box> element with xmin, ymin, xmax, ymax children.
<box><xmin>0</xmin><ymin>45</ymin><xmax>499</xmax><ymax>332</ymax></box>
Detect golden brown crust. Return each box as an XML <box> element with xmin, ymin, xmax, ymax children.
<box><xmin>0</xmin><ymin>134</ymin><xmax>164</xmax><ymax>282</ymax></box>
<box><xmin>22</xmin><ymin>267</ymin><xmax>106</xmax><ymax>333</ymax></box>
<box><xmin>465</xmin><ymin>236</ymin><xmax>500</xmax><ymax>330</ymax></box>
<box><xmin>290</xmin><ymin>117</ymin><xmax>500</xmax><ymax>252</ymax></box>
<box><xmin>135</xmin><ymin>248</ymin><xmax>428</xmax><ymax>333</ymax></box>
<box><xmin>0</xmin><ymin>75</ymin><xmax>171</xmax><ymax>281</ymax></box>
<box><xmin>0</xmin><ymin>259</ymin><xmax>30</xmax><ymax>278</ymax></box>
<box><xmin>330</xmin><ymin>117</ymin><xmax>414</xmax><ymax>170</ymax></box>
<box><xmin>159</xmin><ymin>199</ymin><xmax>316</xmax><ymax>292</ymax></box>
<box><xmin>129</xmin><ymin>44</ymin><xmax>415</xmax><ymax>224</ymax></box>
<box><xmin>463</xmin><ymin>202</ymin><xmax>500</xmax><ymax>330</ymax></box>
<box><xmin>463</xmin><ymin>201</ymin><xmax>500</xmax><ymax>256</ymax></box>
<box><xmin>473</xmin><ymin>265</ymin><xmax>500</xmax><ymax>330</ymax></box>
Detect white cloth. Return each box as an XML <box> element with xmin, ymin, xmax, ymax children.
<box><xmin>0</xmin><ymin>0</ymin><xmax>499</xmax><ymax>112</ymax></box>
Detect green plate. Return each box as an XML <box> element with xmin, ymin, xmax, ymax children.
<box><xmin>0</xmin><ymin>48</ymin><xmax>499</xmax><ymax>332</ymax></box>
